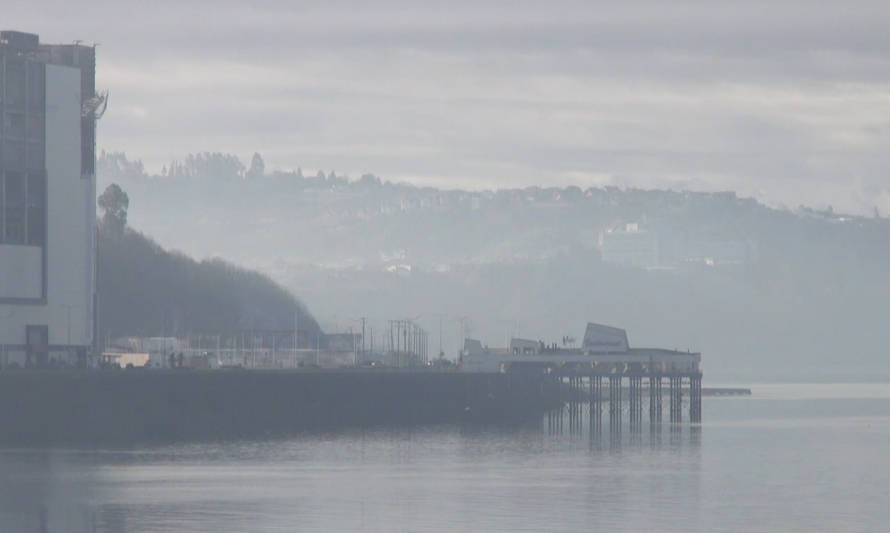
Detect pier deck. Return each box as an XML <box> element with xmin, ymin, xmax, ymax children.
<box><xmin>0</xmin><ymin>368</ymin><xmax>559</xmax><ymax>445</ymax></box>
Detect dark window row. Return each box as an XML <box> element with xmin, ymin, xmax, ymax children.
<box><xmin>0</xmin><ymin>141</ymin><xmax>44</xmax><ymax>171</ymax></box>
<box><xmin>2</xmin><ymin>112</ymin><xmax>43</xmax><ymax>141</ymax></box>
<box><xmin>1</xmin><ymin>170</ymin><xmax>45</xmax><ymax>245</ymax></box>
<box><xmin>81</xmin><ymin>116</ymin><xmax>94</xmax><ymax>176</ymax></box>
<box><xmin>1</xmin><ymin>59</ymin><xmax>44</xmax><ymax>111</ymax></box>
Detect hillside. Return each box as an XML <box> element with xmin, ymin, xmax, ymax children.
<box><xmin>97</xmin><ymin>215</ymin><xmax>321</xmax><ymax>344</ymax></box>
<box><xmin>96</xmin><ymin>151</ymin><xmax>890</xmax><ymax>381</ymax></box>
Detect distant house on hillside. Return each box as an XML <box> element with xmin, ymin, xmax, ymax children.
<box><xmin>600</xmin><ymin>223</ymin><xmax>660</xmax><ymax>269</ymax></box>
<box><xmin>600</xmin><ymin>222</ymin><xmax>757</xmax><ymax>270</ymax></box>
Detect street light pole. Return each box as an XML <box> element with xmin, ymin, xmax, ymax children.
<box><xmin>65</xmin><ymin>305</ymin><xmax>72</xmax><ymax>346</ymax></box>
<box><xmin>61</xmin><ymin>303</ymin><xmax>74</xmax><ymax>363</ymax></box>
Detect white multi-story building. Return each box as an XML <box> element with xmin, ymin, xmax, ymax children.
<box><xmin>0</xmin><ymin>31</ymin><xmax>99</xmax><ymax>367</ymax></box>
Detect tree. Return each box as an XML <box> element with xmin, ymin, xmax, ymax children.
<box><xmin>98</xmin><ymin>183</ymin><xmax>129</xmax><ymax>236</ymax></box>
<box><xmin>358</xmin><ymin>173</ymin><xmax>381</xmax><ymax>187</ymax></box>
<box><xmin>97</xmin><ymin>226</ymin><xmax>323</xmax><ymax>340</ymax></box>
<box><xmin>247</xmin><ymin>152</ymin><xmax>265</xmax><ymax>180</ymax></box>
<box><xmin>96</xmin><ymin>151</ymin><xmax>149</xmax><ymax>181</ymax></box>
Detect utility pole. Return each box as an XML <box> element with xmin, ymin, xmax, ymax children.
<box><xmin>361</xmin><ymin>317</ymin><xmax>366</xmax><ymax>358</ymax></box>
<box><xmin>294</xmin><ymin>310</ymin><xmax>299</xmax><ymax>351</ymax></box>
<box><xmin>162</xmin><ymin>310</ymin><xmax>167</xmax><ymax>368</ymax></box>
<box><xmin>350</xmin><ymin>326</ymin><xmax>356</xmax><ymax>366</ymax></box>
<box><xmin>390</xmin><ymin>320</ymin><xmax>395</xmax><ymax>355</ymax></box>
<box><xmin>457</xmin><ymin>316</ymin><xmax>469</xmax><ymax>361</ymax></box>
<box><xmin>62</xmin><ymin>303</ymin><xmax>73</xmax><ymax>352</ymax></box>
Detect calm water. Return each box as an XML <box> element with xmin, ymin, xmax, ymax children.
<box><xmin>1</xmin><ymin>383</ymin><xmax>888</xmax><ymax>532</ymax></box>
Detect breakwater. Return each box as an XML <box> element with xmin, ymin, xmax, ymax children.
<box><xmin>0</xmin><ymin>369</ymin><xmax>559</xmax><ymax>445</ymax></box>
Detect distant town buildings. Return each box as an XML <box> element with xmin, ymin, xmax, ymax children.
<box><xmin>600</xmin><ymin>223</ymin><xmax>660</xmax><ymax>269</ymax></box>
<box><xmin>600</xmin><ymin>221</ymin><xmax>757</xmax><ymax>270</ymax></box>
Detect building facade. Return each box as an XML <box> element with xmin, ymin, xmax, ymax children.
<box><xmin>0</xmin><ymin>31</ymin><xmax>98</xmax><ymax>367</ymax></box>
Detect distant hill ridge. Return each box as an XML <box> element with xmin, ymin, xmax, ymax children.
<box><xmin>97</xmin><ymin>150</ymin><xmax>888</xmax><ymax>271</ymax></box>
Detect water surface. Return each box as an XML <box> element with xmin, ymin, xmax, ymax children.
<box><xmin>1</xmin><ymin>383</ymin><xmax>887</xmax><ymax>532</ymax></box>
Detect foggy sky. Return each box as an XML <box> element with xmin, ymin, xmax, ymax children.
<box><xmin>11</xmin><ymin>0</ymin><xmax>890</xmax><ymax>214</ymax></box>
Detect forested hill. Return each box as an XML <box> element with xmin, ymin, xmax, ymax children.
<box><xmin>97</xmin><ymin>214</ymin><xmax>321</xmax><ymax>343</ymax></box>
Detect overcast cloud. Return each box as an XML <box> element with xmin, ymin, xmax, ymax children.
<box><xmin>10</xmin><ymin>0</ymin><xmax>890</xmax><ymax>214</ymax></box>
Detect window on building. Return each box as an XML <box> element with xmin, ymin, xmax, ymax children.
<box><xmin>3</xmin><ymin>140</ymin><xmax>25</xmax><ymax>170</ymax></box>
<box><xmin>26</xmin><ymin>171</ymin><xmax>45</xmax><ymax>246</ymax></box>
<box><xmin>81</xmin><ymin>117</ymin><xmax>94</xmax><ymax>176</ymax></box>
<box><xmin>4</xmin><ymin>112</ymin><xmax>25</xmax><ymax>140</ymax></box>
<box><xmin>4</xmin><ymin>171</ymin><xmax>25</xmax><ymax>244</ymax></box>
<box><xmin>26</xmin><ymin>141</ymin><xmax>44</xmax><ymax>171</ymax></box>
<box><xmin>25</xmin><ymin>325</ymin><xmax>49</xmax><ymax>367</ymax></box>
<box><xmin>26</xmin><ymin>115</ymin><xmax>43</xmax><ymax>142</ymax></box>
<box><xmin>59</xmin><ymin>47</ymin><xmax>74</xmax><ymax>66</ymax></box>
<box><xmin>26</xmin><ymin>63</ymin><xmax>44</xmax><ymax>113</ymax></box>
<box><xmin>5</xmin><ymin>60</ymin><xmax>25</xmax><ymax>110</ymax></box>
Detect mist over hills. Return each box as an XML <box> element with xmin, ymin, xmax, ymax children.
<box><xmin>98</xmin><ymin>151</ymin><xmax>890</xmax><ymax>381</ymax></box>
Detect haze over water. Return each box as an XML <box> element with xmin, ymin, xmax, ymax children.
<box><xmin>1</xmin><ymin>383</ymin><xmax>887</xmax><ymax>532</ymax></box>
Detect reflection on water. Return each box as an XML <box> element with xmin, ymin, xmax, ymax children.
<box><xmin>543</xmin><ymin>402</ymin><xmax>702</xmax><ymax>452</ymax></box>
<box><xmin>0</xmin><ymin>451</ymin><xmax>98</xmax><ymax>532</ymax></box>
<box><xmin>1</xmin><ymin>386</ymin><xmax>888</xmax><ymax>532</ymax></box>
<box><xmin>0</xmin><ymin>412</ymin><xmax>702</xmax><ymax>533</ymax></box>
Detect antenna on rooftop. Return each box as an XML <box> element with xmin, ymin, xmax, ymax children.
<box><xmin>82</xmin><ymin>90</ymin><xmax>108</xmax><ymax>119</ymax></box>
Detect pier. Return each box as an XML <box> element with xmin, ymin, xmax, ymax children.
<box><xmin>462</xmin><ymin>322</ymin><xmax>703</xmax><ymax>425</ymax></box>
<box><xmin>0</xmin><ymin>368</ymin><xmax>561</xmax><ymax>445</ymax></box>
<box><xmin>0</xmin><ymin>321</ymin><xmax>708</xmax><ymax>445</ymax></box>
<box><xmin>553</xmin><ymin>371</ymin><xmax>703</xmax><ymax>427</ymax></box>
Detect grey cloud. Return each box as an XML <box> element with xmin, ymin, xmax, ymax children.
<box><xmin>9</xmin><ymin>0</ymin><xmax>890</xmax><ymax>213</ymax></box>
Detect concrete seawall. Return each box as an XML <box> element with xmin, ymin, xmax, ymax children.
<box><xmin>0</xmin><ymin>369</ymin><xmax>558</xmax><ymax>445</ymax></box>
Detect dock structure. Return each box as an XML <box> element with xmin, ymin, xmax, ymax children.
<box><xmin>0</xmin><ymin>369</ymin><xmax>563</xmax><ymax>445</ymax></box>
<box><xmin>461</xmin><ymin>322</ymin><xmax>703</xmax><ymax>424</ymax></box>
